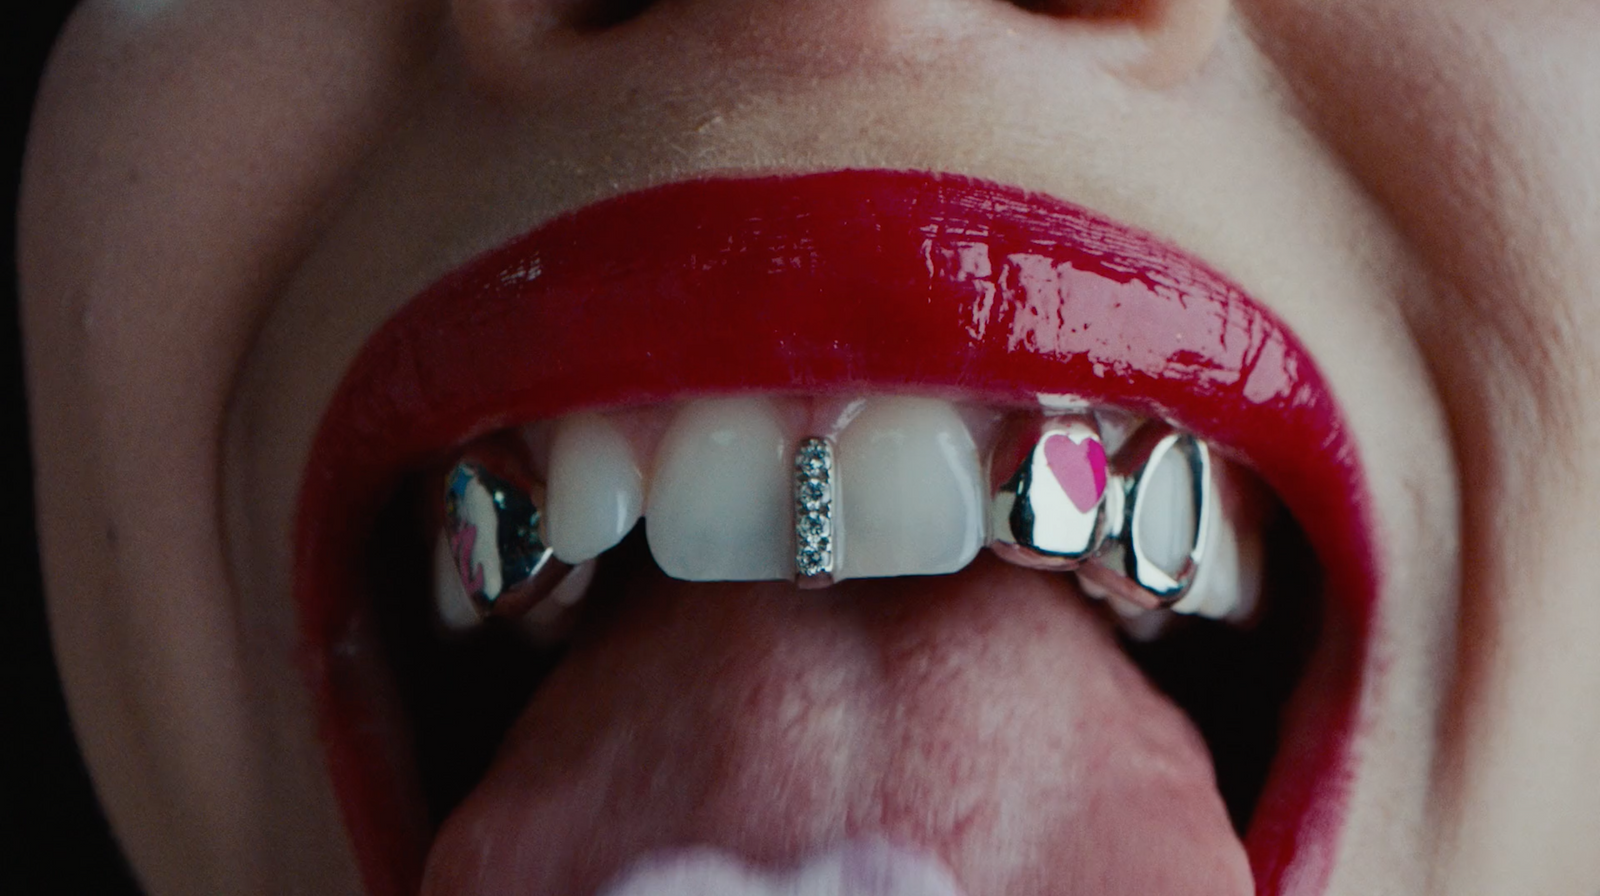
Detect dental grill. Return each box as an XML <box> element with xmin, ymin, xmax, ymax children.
<box><xmin>435</xmin><ymin>411</ymin><xmax>1240</xmax><ymax>631</ymax></box>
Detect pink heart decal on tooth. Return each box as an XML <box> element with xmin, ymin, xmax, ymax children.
<box><xmin>1043</xmin><ymin>433</ymin><xmax>1108</xmax><ymax>514</ymax></box>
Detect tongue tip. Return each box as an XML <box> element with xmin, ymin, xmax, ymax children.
<box><xmin>598</xmin><ymin>840</ymin><xmax>969</xmax><ymax>896</ymax></box>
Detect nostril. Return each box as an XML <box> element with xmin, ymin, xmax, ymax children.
<box><xmin>1012</xmin><ymin>0</ymin><xmax>1146</xmax><ymax>19</ymax></box>
<box><xmin>452</xmin><ymin>0</ymin><xmax>663</xmax><ymax>89</ymax></box>
<box><xmin>560</xmin><ymin>0</ymin><xmax>658</xmax><ymax>32</ymax></box>
<box><xmin>457</xmin><ymin>0</ymin><xmax>1226</xmax><ymax>97</ymax></box>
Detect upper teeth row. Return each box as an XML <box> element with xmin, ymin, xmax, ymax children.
<box><xmin>434</xmin><ymin>395</ymin><xmax>1266</xmax><ymax>635</ymax></box>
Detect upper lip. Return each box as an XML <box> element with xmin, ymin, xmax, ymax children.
<box><xmin>295</xmin><ymin>168</ymin><xmax>1378</xmax><ymax>896</ymax></box>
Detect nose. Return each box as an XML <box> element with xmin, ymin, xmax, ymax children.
<box><xmin>452</xmin><ymin>0</ymin><xmax>1229</xmax><ymax>93</ymax></box>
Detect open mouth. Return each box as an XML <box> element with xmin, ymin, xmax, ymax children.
<box><xmin>295</xmin><ymin>170</ymin><xmax>1376</xmax><ymax>895</ymax></box>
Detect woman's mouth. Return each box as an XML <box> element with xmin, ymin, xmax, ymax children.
<box><xmin>295</xmin><ymin>170</ymin><xmax>1376</xmax><ymax>895</ymax></box>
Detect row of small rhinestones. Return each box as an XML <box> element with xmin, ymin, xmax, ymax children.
<box><xmin>794</xmin><ymin>437</ymin><xmax>834</xmax><ymax>577</ymax></box>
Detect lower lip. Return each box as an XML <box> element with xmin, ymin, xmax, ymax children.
<box><xmin>295</xmin><ymin>169</ymin><xmax>1377</xmax><ymax>896</ymax></box>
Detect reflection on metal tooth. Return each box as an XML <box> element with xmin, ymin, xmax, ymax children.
<box><xmin>435</xmin><ymin>410</ymin><xmax>1235</xmax><ymax>626</ymax></box>
<box><xmin>1170</xmin><ymin>456</ymin><xmax>1267</xmax><ymax>623</ymax></box>
<box><xmin>989</xmin><ymin>412</ymin><xmax>1113</xmax><ymax>571</ymax></box>
<box><xmin>1076</xmin><ymin>423</ymin><xmax>1213</xmax><ymax>613</ymax></box>
<box><xmin>793</xmin><ymin>437</ymin><xmax>837</xmax><ymax>589</ymax></box>
<box><xmin>440</xmin><ymin>458</ymin><xmax>583</xmax><ymax>626</ymax></box>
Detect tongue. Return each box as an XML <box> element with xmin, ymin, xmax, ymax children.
<box><xmin>421</xmin><ymin>556</ymin><xmax>1251</xmax><ymax>896</ymax></box>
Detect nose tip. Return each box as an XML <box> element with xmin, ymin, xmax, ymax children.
<box><xmin>453</xmin><ymin>0</ymin><xmax>1229</xmax><ymax>93</ymax></box>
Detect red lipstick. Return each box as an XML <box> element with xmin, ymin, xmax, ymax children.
<box><xmin>296</xmin><ymin>169</ymin><xmax>1376</xmax><ymax>896</ymax></box>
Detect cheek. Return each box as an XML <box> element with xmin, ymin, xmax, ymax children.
<box><xmin>19</xmin><ymin>1</ymin><xmax>433</xmax><ymax>890</ymax></box>
<box><xmin>1243</xmin><ymin>0</ymin><xmax>1600</xmax><ymax>888</ymax></box>
<box><xmin>1243</xmin><ymin>0</ymin><xmax>1600</xmax><ymax>389</ymax></box>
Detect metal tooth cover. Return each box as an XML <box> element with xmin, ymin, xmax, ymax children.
<box><xmin>1076</xmin><ymin>423</ymin><xmax>1213</xmax><ymax>612</ymax></box>
<box><xmin>442</xmin><ymin>458</ymin><xmax>572</xmax><ymax>621</ymax></box>
<box><xmin>793</xmin><ymin>437</ymin><xmax>837</xmax><ymax>588</ymax></box>
<box><xmin>989</xmin><ymin>413</ymin><xmax>1113</xmax><ymax>572</ymax></box>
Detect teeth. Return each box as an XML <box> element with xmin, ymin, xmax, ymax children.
<box><xmin>989</xmin><ymin>413</ymin><xmax>1111</xmax><ymax>571</ymax></box>
<box><xmin>438</xmin><ymin>396</ymin><xmax>1271</xmax><ymax>635</ymax></box>
<box><xmin>835</xmin><ymin>396</ymin><xmax>985</xmax><ymax>580</ymax></box>
<box><xmin>1109</xmin><ymin>603</ymin><xmax>1177</xmax><ymax>643</ymax></box>
<box><xmin>1168</xmin><ymin>463</ymin><xmax>1266</xmax><ymax>622</ymax></box>
<box><xmin>1134</xmin><ymin>434</ymin><xmax>1200</xmax><ymax>575</ymax></box>
<box><xmin>516</xmin><ymin>559</ymin><xmax>598</xmax><ymax>645</ymax></box>
<box><xmin>437</xmin><ymin>533</ymin><xmax>597</xmax><ymax>641</ymax></box>
<box><xmin>436</xmin><ymin>457</ymin><xmax>586</xmax><ymax>631</ymax></box>
<box><xmin>441</xmin><ymin>462</ymin><xmax>511</xmax><ymax>611</ymax></box>
<box><xmin>1077</xmin><ymin>424</ymin><xmax>1211</xmax><ymax>612</ymax></box>
<box><xmin>646</xmin><ymin>396</ymin><xmax>793</xmax><ymax>581</ymax></box>
<box><xmin>546</xmin><ymin>412</ymin><xmax>644</xmax><ymax>563</ymax></box>
<box><xmin>433</xmin><ymin>532</ymin><xmax>483</xmax><ymax>634</ymax></box>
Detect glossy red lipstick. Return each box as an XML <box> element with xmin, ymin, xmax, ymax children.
<box><xmin>296</xmin><ymin>169</ymin><xmax>1376</xmax><ymax>896</ymax></box>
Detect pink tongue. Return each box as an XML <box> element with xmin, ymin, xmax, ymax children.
<box><xmin>422</xmin><ymin>557</ymin><xmax>1251</xmax><ymax>896</ymax></box>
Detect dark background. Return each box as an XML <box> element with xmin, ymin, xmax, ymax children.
<box><xmin>5</xmin><ymin>3</ymin><xmax>145</xmax><ymax>893</ymax></box>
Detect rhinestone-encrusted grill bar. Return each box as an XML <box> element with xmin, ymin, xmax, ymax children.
<box><xmin>794</xmin><ymin>437</ymin><xmax>836</xmax><ymax>585</ymax></box>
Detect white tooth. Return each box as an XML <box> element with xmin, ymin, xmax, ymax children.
<box><xmin>516</xmin><ymin>560</ymin><xmax>598</xmax><ymax>644</ymax></box>
<box><xmin>836</xmin><ymin>396</ymin><xmax>985</xmax><ymax>580</ymax></box>
<box><xmin>546</xmin><ymin>413</ymin><xmax>644</xmax><ymax>563</ymax></box>
<box><xmin>1171</xmin><ymin>490</ymin><xmax>1264</xmax><ymax>622</ymax></box>
<box><xmin>1077</xmin><ymin>569</ymin><xmax>1176</xmax><ymax>641</ymax></box>
<box><xmin>1118</xmin><ymin>618</ymin><xmax>1168</xmax><ymax>643</ymax></box>
<box><xmin>433</xmin><ymin>533</ymin><xmax>482</xmax><ymax>634</ymax></box>
<box><xmin>646</xmin><ymin>396</ymin><xmax>792</xmax><ymax>581</ymax></box>
<box><xmin>1135</xmin><ymin>441</ymin><xmax>1199</xmax><ymax>576</ymax></box>
<box><xmin>1077</xmin><ymin>573</ymin><xmax>1113</xmax><ymax>603</ymax></box>
<box><xmin>1111</xmin><ymin>601</ymin><xmax>1176</xmax><ymax>643</ymax></box>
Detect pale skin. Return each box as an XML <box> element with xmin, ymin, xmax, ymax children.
<box><xmin>17</xmin><ymin>0</ymin><xmax>1600</xmax><ymax>894</ymax></box>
